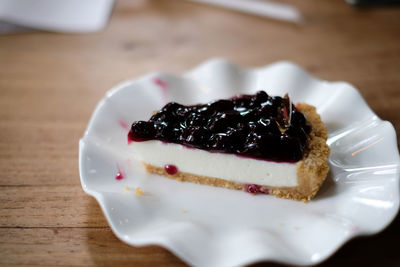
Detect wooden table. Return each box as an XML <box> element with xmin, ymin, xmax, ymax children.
<box><xmin>1</xmin><ymin>0</ymin><xmax>399</xmax><ymax>266</ymax></box>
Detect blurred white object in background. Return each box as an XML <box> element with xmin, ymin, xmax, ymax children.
<box><xmin>187</xmin><ymin>0</ymin><xmax>302</xmax><ymax>23</ymax></box>
<box><xmin>0</xmin><ymin>0</ymin><xmax>114</xmax><ymax>33</ymax></box>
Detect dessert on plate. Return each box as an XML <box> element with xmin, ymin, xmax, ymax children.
<box><xmin>128</xmin><ymin>91</ymin><xmax>330</xmax><ymax>201</ymax></box>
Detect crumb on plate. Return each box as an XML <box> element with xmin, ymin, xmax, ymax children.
<box><xmin>135</xmin><ymin>186</ymin><xmax>143</xmax><ymax>195</ymax></box>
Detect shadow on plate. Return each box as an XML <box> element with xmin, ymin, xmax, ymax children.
<box><xmin>314</xmin><ymin>170</ymin><xmax>337</xmax><ymax>201</ymax></box>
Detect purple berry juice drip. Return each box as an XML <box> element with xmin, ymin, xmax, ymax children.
<box><xmin>246</xmin><ymin>184</ymin><xmax>261</xmax><ymax>194</ymax></box>
<box><xmin>153</xmin><ymin>77</ymin><xmax>169</xmax><ymax>104</ymax></box>
<box><xmin>115</xmin><ymin>164</ymin><xmax>125</xmax><ymax>180</ymax></box>
<box><xmin>119</xmin><ymin>120</ymin><xmax>129</xmax><ymax>130</ymax></box>
<box><xmin>245</xmin><ymin>184</ymin><xmax>270</xmax><ymax>195</ymax></box>
<box><xmin>164</xmin><ymin>164</ymin><xmax>178</xmax><ymax>175</ymax></box>
<box><xmin>115</xmin><ymin>171</ymin><xmax>124</xmax><ymax>180</ymax></box>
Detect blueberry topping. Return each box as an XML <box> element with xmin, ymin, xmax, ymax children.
<box><xmin>128</xmin><ymin>91</ymin><xmax>311</xmax><ymax>162</ymax></box>
<box><xmin>129</xmin><ymin>121</ymin><xmax>155</xmax><ymax>140</ymax></box>
<box><xmin>208</xmin><ymin>99</ymin><xmax>234</xmax><ymax>111</ymax></box>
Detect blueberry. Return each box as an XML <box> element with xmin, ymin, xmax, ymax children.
<box><xmin>248</xmin><ymin>91</ymin><xmax>269</xmax><ymax>108</ymax></box>
<box><xmin>130</xmin><ymin>121</ymin><xmax>155</xmax><ymax>139</ymax></box>
<box><xmin>207</xmin><ymin>115</ymin><xmax>228</xmax><ymax>132</ymax></box>
<box><xmin>290</xmin><ymin>110</ymin><xmax>306</xmax><ymax>127</ymax></box>
<box><xmin>185</xmin><ymin>112</ymin><xmax>206</xmax><ymax>127</ymax></box>
<box><xmin>208</xmin><ymin>99</ymin><xmax>234</xmax><ymax>111</ymax></box>
<box><xmin>163</xmin><ymin>125</ymin><xmax>183</xmax><ymax>141</ymax></box>
<box><xmin>258</xmin><ymin>104</ymin><xmax>276</xmax><ymax>117</ymax></box>
<box><xmin>241</xmin><ymin>109</ymin><xmax>258</xmax><ymax>121</ymax></box>
<box><xmin>256</xmin><ymin>133</ymin><xmax>280</xmax><ymax>158</ymax></box>
<box><xmin>161</xmin><ymin>102</ymin><xmax>186</xmax><ymax>118</ymax></box>
<box><xmin>208</xmin><ymin>110</ymin><xmax>243</xmax><ymax>132</ymax></box>
<box><xmin>150</xmin><ymin>111</ymin><xmax>169</xmax><ymax>123</ymax></box>
<box><xmin>233</xmin><ymin>95</ymin><xmax>252</xmax><ymax>108</ymax></box>
<box><xmin>285</xmin><ymin>126</ymin><xmax>307</xmax><ymax>145</ymax></box>
<box><xmin>209</xmin><ymin>133</ymin><xmax>229</xmax><ymax>150</ymax></box>
<box><xmin>182</xmin><ymin>126</ymin><xmax>209</xmax><ymax>146</ymax></box>
<box><xmin>278</xmin><ymin>136</ymin><xmax>303</xmax><ymax>161</ymax></box>
<box><xmin>255</xmin><ymin>118</ymin><xmax>281</xmax><ymax>135</ymax></box>
<box><xmin>254</xmin><ymin>91</ymin><xmax>269</xmax><ymax>103</ymax></box>
<box><xmin>225</xmin><ymin>128</ymin><xmax>248</xmax><ymax>151</ymax></box>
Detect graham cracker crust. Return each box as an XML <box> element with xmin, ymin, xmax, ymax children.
<box><xmin>142</xmin><ymin>103</ymin><xmax>330</xmax><ymax>202</ymax></box>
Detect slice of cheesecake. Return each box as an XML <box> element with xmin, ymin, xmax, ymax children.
<box><xmin>128</xmin><ymin>91</ymin><xmax>330</xmax><ymax>202</ymax></box>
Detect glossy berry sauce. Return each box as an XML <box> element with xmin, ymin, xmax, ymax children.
<box><xmin>128</xmin><ymin>91</ymin><xmax>311</xmax><ymax>162</ymax></box>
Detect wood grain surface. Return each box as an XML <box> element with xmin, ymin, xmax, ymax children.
<box><xmin>1</xmin><ymin>0</ymin><xmax>399</xmax><ymax>266</ymax></box>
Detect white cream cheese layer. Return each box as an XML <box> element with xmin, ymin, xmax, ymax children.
<box><xmin>129</xmin><ymin>140</ymin><xmax>299</xmax><ymax>187</ymax></box>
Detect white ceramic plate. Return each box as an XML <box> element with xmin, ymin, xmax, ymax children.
<box><xmin>79</xmin><ymin>59</ymin><xmax>400</xmax><ymax>267</ymax></box>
